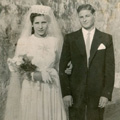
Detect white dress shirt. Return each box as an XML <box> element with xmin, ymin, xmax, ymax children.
<box><xmin>82</xmin><ymin>27</ymin><xmax>95</xmax><ymax>50</ymax></box>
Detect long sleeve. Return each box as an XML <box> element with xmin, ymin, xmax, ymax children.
<box><xmin>59</xmin><ymin>35</ymin><xmax>71</xmax><ymax>97</ymax></box>
<box><xmin>102</xmin><ymin>35</ymin><xmax>115</xmax><ymax>100</ymax></box>
<box><xmin>54</xmin><ymin>37</ymin><xmax>63</xmax><ymax>72</ymax></box>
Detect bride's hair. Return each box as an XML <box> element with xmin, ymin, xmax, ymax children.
<box><xmin>30</xmin><ymin>13</ymin><xmax>51</xmax><ymax>24</ymax></box>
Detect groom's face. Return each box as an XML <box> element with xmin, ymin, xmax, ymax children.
<box><xmin>78</xmin><ymin>9</ymin><xmax>95</xmax><ymax>30</ymax></box>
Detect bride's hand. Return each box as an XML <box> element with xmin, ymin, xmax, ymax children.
<box><xmin>33</xmin><ymin>70</ymin><xmax>52</xmax><ymax>83</ymax></box>
<box><xmin>41</xmin><ymin>70</ymin><xmax>53</xmax><ymax>84</ymax></box>
<box><xmin>33</xmin><ymin>71</ymin><xmax>42</xmax><ymax>82</ymax></box>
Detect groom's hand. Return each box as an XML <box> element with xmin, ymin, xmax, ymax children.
<box><xmin>65</xmin><ymin>61</ymin><xmax>73</xmax><ymax>75</ymax></box>
<box><xmin>98</xmin><ymin>96</ymin><xmax>108</xmax><ymax>108</ymax></box>
<box><xmin>63</xmin><ymin>95</ymin><xmax>73</xmax><ymax>108</ymax></box>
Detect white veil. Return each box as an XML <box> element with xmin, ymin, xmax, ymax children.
<box><xmin>18</xmin><ymin>5</ymin><xmax>63</xmax><ymax>57</ymax></box>
<box><xmin>4</xmin><ymin>5</ymin><xmax>63</xmax><ymax>120</ymax></box>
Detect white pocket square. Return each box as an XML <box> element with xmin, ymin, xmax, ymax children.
<box><xmin>98</xmin><ymin>43</ymin><xmax>106</xmax><ymax>50</ymax></box>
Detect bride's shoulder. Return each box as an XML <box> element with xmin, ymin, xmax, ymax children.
<box><xmin>48</xmin><ymin>36</ymin><xmax>58</xmax><ymax>40</ymax></box>
<box><xmin>17</xmin><ymin>35</ymin><xmax>33</xmax><ymax>42</ymax></box>
<box><xmin>48</xmin><ymin>36</ymin><xmax>58</xmax><ymax>44</ymax></box>
<box><xmin>17</xmin><ymin>38</ymin><xmax>27</xmax><ymax>45</ymax></box>
<box><xmin>17</xmin><ymin>35</ymin><xmax>33</xmax><ymax>46</ymax></box>
<box><xmin>28</xmin><ymin>35</ymin><xmax>35</xmax><ymax>40</ymax></box>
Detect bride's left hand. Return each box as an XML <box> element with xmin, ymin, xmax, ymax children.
<box><xmin>33</xmin><ymin>69</ymin><xmax>53</xmax><ymax>84</ymax></box>
<box><xmin>41</xmin><ymin>70</ymin><xmax>53</xmax><ymax>84</ymax></box>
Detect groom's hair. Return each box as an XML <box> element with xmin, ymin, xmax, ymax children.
<box><xmin>77</xmin><ymin>4</ymin><xmax>95</xmax><ymax>14</ymax></box>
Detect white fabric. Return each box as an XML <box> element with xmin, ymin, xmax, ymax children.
<box><xmin>97</xmin><ymin>43</ymin><xmax>106</xmax><ymax>50</ymax></box>
<box><xmin>82</xmin><ymin>27</ymin><xmax>95</xmax><ymax>49</ymax></box>
<box><xmin>30</xmin><ymin>5</ymin><xmax>51</xmax><ymax>15</ymax></box>
<box><xmin>20</xmin><ymin>35</ymin><xmax>67</xmax><ymax>120</ymax></box>
<box><xmin>4</xmin><ymin>72</ymin><xmax>22</xmax><ymax>120</ymax></box>
<box><xmin>4</xmin><ymin>5</ymin><xmax>66</xmax><ymax>120</ymax></box>
<box><xmin>20</xmin><ymin>5</ymin><xmax>63</xmax><ymax>60</ymax></box>
<box><xmin>5</xmin><ymin>35</ymin><xmax>67</xmax><ymax>120</ymax></box>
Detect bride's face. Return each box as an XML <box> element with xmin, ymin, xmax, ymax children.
<box><xmin>33</xmin><ymin>16</ymin><xmax>49</xmax><ymax>37</ymax></box>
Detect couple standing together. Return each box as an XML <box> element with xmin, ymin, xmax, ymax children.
<box><xmin>5</xmin><ymin>3</ymin><xmax>115</xmax><ymax>120</ymax></box>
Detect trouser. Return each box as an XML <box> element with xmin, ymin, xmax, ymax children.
<box><xmin>69</xmin><ymin>96</ymin><xmax>105</xmax><ymax>120</ymax></box>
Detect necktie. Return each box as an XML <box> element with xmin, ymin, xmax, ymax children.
<box><xmin>86</xmin><ymin>32</ymin><xmax>90</xmax><ymax>67</ymax></box>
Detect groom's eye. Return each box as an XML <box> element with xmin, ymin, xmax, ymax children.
<box><xmin>86</xmin><ymin>15</ymin><xmax>90</xmax><ymax>17</ymax></box>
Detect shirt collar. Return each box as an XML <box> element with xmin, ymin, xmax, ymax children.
<box><xmin>82</xmin><ymin>27</ymin><xmax>95</xmax><ymax>35</ymax></box>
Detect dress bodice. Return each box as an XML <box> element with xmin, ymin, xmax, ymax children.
<box><xmin>27</xmin><ymin>35</ymin><xmax>57</xmax><ymax>70</ymax></box>
<box><xmin>16</xmin><ymin>35</ymin><xmax>58</xmax><ymax>70</ymax></box>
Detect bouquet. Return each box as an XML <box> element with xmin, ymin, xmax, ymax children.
<box><xmin>7</xmin><ymin>54</ymin><xmax>56</xmax><ymax>86</ymax></box>
<box><xmin>7</xmin><ymin>54</ymin><xmax>37</xmax><ymax>81</ymax></box>
<box><xmin>19</xmin><ymin>54</ymin><xmax>37</xmax><ymax>71</ymax></box>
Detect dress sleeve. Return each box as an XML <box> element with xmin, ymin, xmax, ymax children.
<box><xmin>53</xmin><ymin>37</ymin><xmax>62</xmax><ymax>72</ymax></box>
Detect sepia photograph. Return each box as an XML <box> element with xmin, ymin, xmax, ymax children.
<box><xmin>0</xmin><ymin>0</ymin><xmax>120</xmax><ymax>120</ymax></box>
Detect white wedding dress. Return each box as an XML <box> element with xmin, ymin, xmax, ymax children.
<box><xmin>6</xmin><ymin>35</ymin><xmax>67</xmax><ymax>120</ymax></box>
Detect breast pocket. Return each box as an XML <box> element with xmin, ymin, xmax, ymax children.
<box><xmin>97</xmin><ymin>49</ymin><xmax>106</xmax><ymax>53</ymax></box>
<box><xmin>95</xmin><ymin>49</ymin><xmax>106</xmax><ymax>60</ymax></box>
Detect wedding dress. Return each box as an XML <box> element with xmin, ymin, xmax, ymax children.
<box><xmin>5</xmin><ymin>35</ymin><xmax>67</xmax><ymax>120</ymax></box>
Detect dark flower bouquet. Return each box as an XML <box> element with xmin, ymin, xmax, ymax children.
<box><xmin>7</xmin><ymin>54</ymin><xmax>37</xmax><ymax>81</ymax></box>
<box><xmin>18</xmin><ymin>54</ymin><xmax>37</xmax><ymax>80</ymax></box>
<box><xmin>19</xmin><ymin>54</ymin><xmax>37</xmax><ymax>72</ymax></box>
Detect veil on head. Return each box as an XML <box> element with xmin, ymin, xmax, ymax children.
<box><xmin>20</xmin><ymin>5</ymin><xmax>63</xmax><ymax>58</ymax></box>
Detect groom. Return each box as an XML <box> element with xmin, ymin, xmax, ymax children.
<box><xmin>59</xmin><ymin>4</ymin><xmax>115</xmax><ymax>120</ymax></box>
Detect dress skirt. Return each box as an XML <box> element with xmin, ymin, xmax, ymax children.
<box><xmin>20</xmin><ymin>78</ymin><xmax>67</xmax><ymax>120</ymax></box>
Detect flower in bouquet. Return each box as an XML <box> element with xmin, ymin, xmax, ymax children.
<box><xmin>7</xmin><ymin>56</ymin><xmax>24</xmax><ymax>72</ymax></box>
<box><xmin>8</xmin><ymin>54</ymin><xmax>37</xmax><ymax>80</ymax></box>
<box><xmin>19</xmin><ymin>54</ymin><xmax>37</xmax><ymax>72</ymax></box>
<box><xmin>18</xmin><ymin>54</ymin><xmax>37</xmax><ymax>80</ymax></box>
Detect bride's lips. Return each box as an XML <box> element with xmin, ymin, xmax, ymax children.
<box><xmin>38</xmin><ymin>29</ymin><xmax>44</xmax><ymax>31</ymax></box>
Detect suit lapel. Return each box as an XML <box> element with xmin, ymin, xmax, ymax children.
<box><xmin>89</xmin><ymin>29</ymin><xmax>102</xmax><ymax>66</ymax></box>
<box><xmin>75</xmin><ymin>29</ymin><xmax>86</xmax><ymax>56</ymax></box>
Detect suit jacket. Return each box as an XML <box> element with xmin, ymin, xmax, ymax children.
<box><xmin>59</xmin><ymin>28</ymin><xmax>115</xmax><ymax>106</ymax></box>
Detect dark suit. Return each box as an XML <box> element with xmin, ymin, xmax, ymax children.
<box><xmin>59</xmin><ymin>29</ymin><xmax>115</xmax><ymax>120</ymax></box>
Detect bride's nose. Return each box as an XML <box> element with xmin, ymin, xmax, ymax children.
<box><xmin>39</xmin><ymin>23</ymin><xmax>43</xmax><ymax>29</ymax></box>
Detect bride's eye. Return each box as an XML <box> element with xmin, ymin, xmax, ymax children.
<box><xmin>41</xmin><ymin>21</ymin><xmax>47</xmax><ymax>24</ymax></box>
<box><xmin>34</xmin><ymin>22</ymin><xmax>39</xmax><ymax>24</ymax></box>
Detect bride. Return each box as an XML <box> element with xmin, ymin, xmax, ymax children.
<box><xmin>4</xmin><ymin>5</ymin><xmax>67</xmax><ymax>120</ymax></box>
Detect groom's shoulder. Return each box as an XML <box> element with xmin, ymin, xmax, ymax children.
<box><xmin>96</xmin><ymin>28</ymin><xmax>112</xmax><ymax>37</ymax></box>
<box><xmin>66</xmin><ymin>29</ymin><xmax>81</xmax><ymax>36</ymax></box>
<box><xmin>65</xmin><ymin>29</ymin><xmax>81</xmax><ymax>40</ymax></box>
<box><xmin>96</xmin><ymin>29</ymin><xmax>113</xmax><ymax>44</ymax></box>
